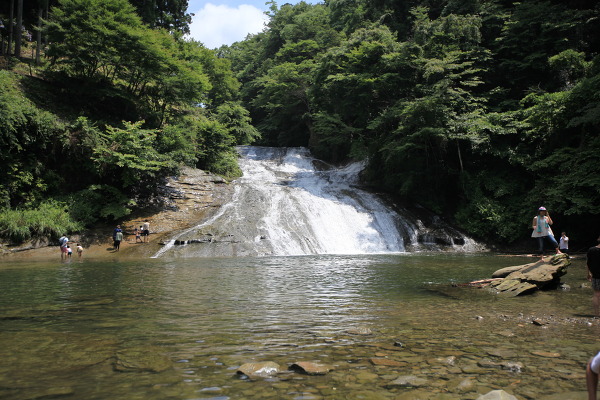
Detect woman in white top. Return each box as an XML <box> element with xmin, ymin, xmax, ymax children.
<box><xmin>531</xmin><ymin>206</ymin><xmax>561</xmax><ymax>258</ymax></box>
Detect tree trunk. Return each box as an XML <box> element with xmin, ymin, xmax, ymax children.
<box><xmin>36</xmin><ymin>8</ymin><xmax>43</xmax><ymax>64</ymax></box>
<box><xmin>7</xmin><ymin>0</ymin><xmax>14</xmax><ymax>56</ymax></box>
<box><xmin>456</xmin><ymin>140</ymin><xmax>464</xmax><ymax>172</ymax></box>
<box><xmin>15</xmin><ymin>0</ymin><xmax>23</xmax><ymax>58</ymax></box>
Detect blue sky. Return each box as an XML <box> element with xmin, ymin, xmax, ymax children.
<box><xmin>187</xmin><ymin>0</ymin><xmax>321</xmax><ymax>49</ymax></box>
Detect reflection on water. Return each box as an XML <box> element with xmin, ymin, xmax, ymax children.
<box><xmin>0</xmin><ymin>254</ymin><xmax>596</xmax><ymax>399</ymax></box>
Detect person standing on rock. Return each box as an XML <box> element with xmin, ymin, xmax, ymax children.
<box><xmin>531</xmin><ymin>206</ymin><xmax>561</xmax><ymax>259</ymax></box>
<box><xmin>586</xmin><ymin>235</ymin><xmax>600</xmax><ymax>317</ymax></box>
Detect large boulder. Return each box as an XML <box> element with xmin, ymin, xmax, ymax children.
<box><xmin>487</xmin><ymin>254</ymin><xmax>570</xmax><ymax>296</ymax></box>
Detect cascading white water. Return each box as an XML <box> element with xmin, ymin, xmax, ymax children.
<box><xmin>153</xmin><ymin>146</ymin><xmax>481</xmax><ymax>258</ymax></box>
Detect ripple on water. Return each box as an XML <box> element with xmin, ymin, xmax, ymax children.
<box><xmin>0</xmin><ymin>255</ymin><xmax>596</xmax><ymax>399</ymax></box>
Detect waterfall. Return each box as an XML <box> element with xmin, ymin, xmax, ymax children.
<box><xmin>153</xmin><ymin>146</ymin><xmax>481</xmax><ymax>258</ymax></box>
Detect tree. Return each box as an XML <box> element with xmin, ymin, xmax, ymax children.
<box><xmin>45</xmin><ymin>0</ymin><xmax>212</xmax><ymax>127</ymax></box>
<box><xmin>92</xmin><ymin>120</ymin><xmax>171</xmax><ymax>190</ymax></box>
<box><xmin>128</xmin><ymin>0</ymin><xmax>192</xmax><ymax>34</ymax></box>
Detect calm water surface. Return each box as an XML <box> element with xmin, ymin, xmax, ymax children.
<box><xmin>0</xmin><ymin>253</ymin><xmax>596</xmax><ymax>399</ymax></box>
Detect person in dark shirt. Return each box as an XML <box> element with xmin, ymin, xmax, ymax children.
<box><xmin>586</xmin><ymin>235</ymin><xmax>600</xmax><ymax>316</ymax></box>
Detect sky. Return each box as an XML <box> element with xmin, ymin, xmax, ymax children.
<box><xmin>187</xmin><ymin>0</ymin><xmax>320</xmax><ymax>49</ymax></box>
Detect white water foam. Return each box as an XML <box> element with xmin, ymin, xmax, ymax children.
<box><xmin>153</xmin><ymin>146</ymin><xmax>480</xmax><ymax>258</ymax></box>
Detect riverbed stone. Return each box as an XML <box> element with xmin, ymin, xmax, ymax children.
<box><xmin>484</xmin><ymin>348</ymin><xmax>518</xmax><ymax>359</ymax></box>
<box><xmin>456</xmin><ymin>378</ymin><xmax>476</xmax><ymax>392</ymax></box>
<box><xmin>476</xmin><ymin>389</ymin><xmax>518</xmax><ymax>400</ymax></box>
<box><xmin>347</xmin><ymin>327</ymin><xmax>373</xmax><ymax>335</ymax></box>
<box><xmin>289</xmin><ymin>361</ymin><xmax>333</xmax><ymax>375</ymax></box>
<box><xmin>477</xmin><ymin>359</ymin><xmax>523</xmax><ymax>372</ymax></box>
<box><xmin>369</xmin><ymin>358</ymin><xmax>407</xmax><ymax>367</ymax></box>
<box><xmin>387</xmin><ymin>375</ymin><xmax>428</xmax><ymax>388</ymax></box>
<box><xmin>531</xmin><ymin>350</ymin><xmax>561</xmax><ymax>358</ymax></box>
<box><xmin>237</xmin><ymin>361</ymin><xmax>281</xmax><ymax>378</ymax></box>
<box><xmin>114</xmin><ymin>347</ymin><xmax>172</xmax><ymax>372</ymax></box>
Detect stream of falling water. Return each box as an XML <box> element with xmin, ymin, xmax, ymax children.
<box><xmin>154</xmin><ymin>146</ymin><xmax>481</xmax><ymax>258</ymax></box>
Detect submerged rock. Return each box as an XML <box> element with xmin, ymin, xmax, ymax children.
<box><xmin>369</xmin><ymin>358</ymin><xmax>407</xmax><ymax>367</ymax></box>
<box><xmin>237</xmin><ymin>361</ymin><xmax>281</xmax><ymax>378</ymax></box>
<box><xmin>386</xmin><ymin>375</ymin><xmax>428</xmax><ymax>388</ymax></box>
<box><xmin>113</xmin><ymin>347</ymin><xmax>172</xmax><ymax>372</ymax></box>
<box><xmin>477</xmin><ymin>359</ymin><xmax>523</xmax><ymax>372</ymax></box>
<box><xmin>347</xmin><ymin>327</ymin><xmax>373</xmax><ymax>335</ymax></box>
<box><xmin>289</xmin><ymin>361</ymin><xmax>333</xmax><ymax>375</ymax></box>
<box><xmin>477</xmin><ymin>389</ymin><xmax>518</xmax><ymax>400</ymax></box>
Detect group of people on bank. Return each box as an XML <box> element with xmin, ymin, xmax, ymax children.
<box><xmin>112</xmin><ymin>220</ymin><xmax>150</xmax><ymax>251</ymax></box>
<box><xmin>57</xmin><ymin>235</ymin><xmax>83</xmax><ymax>259</ymax></box>
<box><xmin>57</xmin><ymin>220</ymin><xmax>151</xmax><ymax>257</ymax></box>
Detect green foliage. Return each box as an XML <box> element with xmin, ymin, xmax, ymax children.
<box><xmin>128</xmin><ymin>0</ymin><xmax>192</xmax><ymax>34</ymax></box>
<box><xmin>45</xmin><ymin>0</ymin><xmax>144</xmax><ymax>81</ymax></box>
<box><xmin>92</xmin><ymin>120</ymin><xmax>172</xmax><ymax>189</ymax></box>
<box><xmin>214</xmin><ymin>102</ymin><xmax>261</xmax><ymax>145</ymax></box>
<box><xmin>0</xmin><ymin>71</ymin><xmax>66</xmax><ymax>208</ymax></box>
<box><xmin>0</xmin><ymin>200</ymin><xmax>83</xmax><ymax>244</ymax></box>
<box><xmin>0</xmin><ymin>0</ymin><xmax>254</xmax><ymax>245</ymax></box>
<box><xmin>193</xmin><ymin>117</ymin><xmax>241</xmax><ymax>178</ymax></box>
<box><xmin>224</xmin><ymin>0</ymin><xmax>600</xmax><ymax>244</ymax></box>
<box><xmin>67</xmin><ymin>185</ymin><xmax>135</xmax><ymax>225</ymax></box>
<box><xmin>45</xmin><ymin>0</ymin><xmax>212</xmax><ymax>126</ymax></box>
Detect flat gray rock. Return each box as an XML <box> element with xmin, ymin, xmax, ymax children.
<box><xmin>477</xmin><ymin>390</ymin><xmax>518</xmax><ymax>400</ymax></box>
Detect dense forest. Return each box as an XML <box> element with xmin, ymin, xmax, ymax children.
<box><xmin>223</xmin><ymin>0</ymin><xmax>600</xmax><ymax>248</ymax></box>
<box><xmin>0</xmin><ymin>0</ymin><xmax>599</xmax><ymax>249</ymax></box>
<box><xmin>0</xmin><ymin>0</ymin><xmax>259</xmax><ymax>243</ymax></box>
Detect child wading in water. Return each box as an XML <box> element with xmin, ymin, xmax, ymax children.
<box><xmin>76</xmin><ymin>243</ymin><xmax>83</xmax><ymax>258</ymax></box>
<box><xmin>135</xmin><ymin>227</ymin><xmax>142</xmax><ymax>243</ymax></box>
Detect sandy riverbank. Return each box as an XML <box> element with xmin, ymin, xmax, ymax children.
<box><xmin>0</xmin><ymin>167</ymin><xmax>234</xmax><ymax>262</ymax></box>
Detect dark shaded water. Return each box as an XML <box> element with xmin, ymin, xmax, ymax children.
<box><xmin>0</xmin><ymin>254</ymin><xmax>596</xmax><ymax>399</ymax></box>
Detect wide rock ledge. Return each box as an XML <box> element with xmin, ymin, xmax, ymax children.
<box><xmin>465</xmin><ymin>254</ymin><xmax>570</xmax><ymax>296</ymax></box>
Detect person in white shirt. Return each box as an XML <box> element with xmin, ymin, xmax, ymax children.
<box><xmin>142</xmin><ymin>220</ymin><xmax>150</xmax><ymax>242</ymax></box>
<box><xmin>559</xmin><ymin>232</ymin><xmax>569</xmax><ymax>254</ymax></box>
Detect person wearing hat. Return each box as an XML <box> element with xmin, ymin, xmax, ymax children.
<box><xmin>531</xmin><ymin>206</ymin><xmax>562</xmax><ymax>258</ymax></box>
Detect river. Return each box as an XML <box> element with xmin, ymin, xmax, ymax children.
<box><xmin>0</xmin><ymin>254</ymin><xmax>595</xmax><ymax>399</ymax></box>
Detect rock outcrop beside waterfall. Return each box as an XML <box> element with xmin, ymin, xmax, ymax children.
<box><xmin>462</xmin><ymin>254</ymin><xmax>571</xmax><ymax>296</ymax></box>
